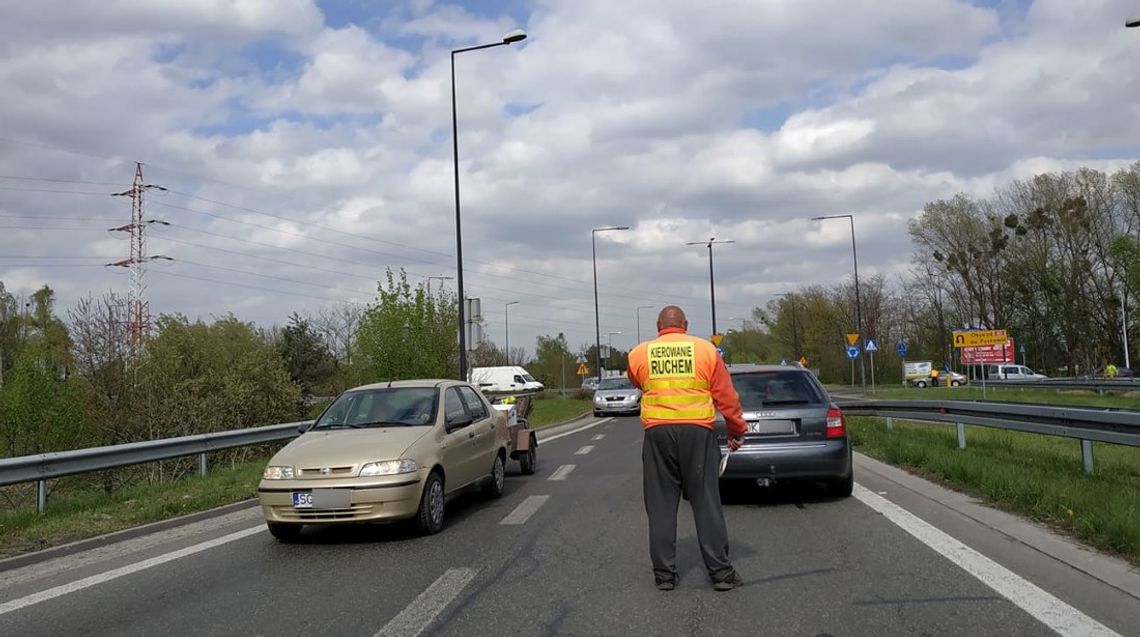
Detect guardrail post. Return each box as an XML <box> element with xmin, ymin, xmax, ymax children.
<box><xmin>36</xmin><ymin>479</ymin><xmax>47</xmax><ymax>514</ymax></box>
<box><xmin>885</xmin><ymin>417</ymin><xmax>894</xmax><ymax>430</ymax></box>
<box><xmin>956</xmin><ymin>423</ymin><xmax>966</xmax><ymax>449</ymax></box>
<box><xmin>1080</xmin><ymin>440</ymin><xmax>1094</xmax><ymax>474</ymax></box>
<box><xmin>199</xmin><ymin>452</ymin><xmax>208</xmax><ymax>477</ymax></box>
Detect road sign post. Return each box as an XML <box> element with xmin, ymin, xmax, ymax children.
<box><xmin>865</xmin><ymin>339</ymin><xmax>879</xmax><ymax>393</ymax></box>
<box><xmin>845</xmin><ymin>345</ymin><xmax>859</xmax><ymax>389</ymax></box>
<box><xmin>897</xmin><ymin>341</ymin><xmax>907</xmax><ymax>390</ymax></box>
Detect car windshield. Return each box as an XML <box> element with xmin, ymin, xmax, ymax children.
<box><xmin>523</xmin><ymin>373</ymin><xmax>537</xmax><ymax>383</ymax></box>
<box><xmin>732</xmin><ymin>371</ymin><xmax>824</xmax><ymax>407</ymax></box>
<box><xmin>315</xmin><ymin>387</ymin><xmax>438</xmax><ymax>429</ymax></box>
<box><xmin>598</xmin><ymin>378</ymin><xmax>633</xmax><ymax>390</ymax></box>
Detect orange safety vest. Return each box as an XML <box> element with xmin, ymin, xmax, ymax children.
<box><xmin>627</xmin><ymin>330</ymin><xmax>719</xmax><ymax>427</ymax></box>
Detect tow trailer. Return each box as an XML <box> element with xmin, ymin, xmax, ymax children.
<box><xmin>486</xmin><ymin>391</ymin><xmax>539</xmax><ymax>475</ymax></box>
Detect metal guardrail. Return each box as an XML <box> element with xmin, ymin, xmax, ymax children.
<box><xmin>835</xmin><ymin>398</ymin><xmax>1140</xmax><ymax>474</ymax></box>
<box><xmin>974</xmin><ymin>378</ymin><xmax>1140</xmax><ymax>392</ymax></box>
<box><xmin>0</xmin><ymin>421</ymin><xmax>309</xmax><ymax>513</ymax></box>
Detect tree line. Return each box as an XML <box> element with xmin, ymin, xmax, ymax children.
<box><xmin>2</xmin><ymin>162</ymin><xmax>1137</xmax><ymax>479</ymax></box>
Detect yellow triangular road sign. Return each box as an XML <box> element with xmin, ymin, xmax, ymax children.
<box><xmin>576</xmin><ymin>363</ymin><xmax>589</xmax><ymax>376</ymax></box>
<box><xmin>846</xmin><ymin>333</ymin><xmax>859</xmax><ymax>346</ymax></box>
<box><xmin>711</xmin><ymin>333</ymin><xmax>724</xmax><ymax>347</ymax></box>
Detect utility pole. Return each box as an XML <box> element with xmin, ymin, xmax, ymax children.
<box><xmin>108</xmin><ymin>163</ymin><xmax>168</xmax><ymax>358</ymax></box>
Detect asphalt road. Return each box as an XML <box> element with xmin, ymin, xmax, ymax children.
<box><xmin>1</xmin><ymin>416</ymin><xmax>1137</xmax><ymax>637</ymax></box>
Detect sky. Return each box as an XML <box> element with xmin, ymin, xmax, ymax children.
<box><xmin>1</xmin><ymin>0</ymin><xmax>1139</xmax><ymax>358</ymax></box>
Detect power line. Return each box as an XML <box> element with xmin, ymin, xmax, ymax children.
<box><xmin>0</xmin><ymin>214</ymin><xmax>121</xmax><ymax>221</ymax></box>
<box><xmin>0</xmin><ymin>175</ymin><xmax>127</xmax><ymax>187</ymax></box>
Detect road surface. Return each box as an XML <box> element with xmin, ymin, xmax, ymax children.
<box><xmin>1</xmin><ymin>416</ymin><xmax>1137</xmax><ymax>636</ymax></box>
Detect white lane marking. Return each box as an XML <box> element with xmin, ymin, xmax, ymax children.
<box><xmin>374</xmin><ymin>568</ymin><xmax>478</xmax><ymax>637</ymax></box>
<box><xmin>575</xmin><ymin>445</ymin><xmax>594</xmax><ymax>455</ymax></box>
<box><xmin>548</xmin><ymin>465</ymin><xmax>576</xmax><ymax>481</ymax></box>
<box><xmin>0</xmin><ymin>525</ymin><xmax>264</xmax><ymax>617</ymax></box>
<box><xmin>499</xmin><ymin>495</ymin><xmax>550</xmax><ymax>525</ymax></box>
<box><xmin>853</xmin><ymin>485</ymin><xmax>1119</xmax><ymax>637</ymax></box>
<box><xmin>538</xmin><ymin>418</ymin><xmax>611</xmax><ymax>444</ymax></box>
<box><xmin>591</xmin><ymin>434</ymin><xmax>605</xmax><ymax>440</ymax></box>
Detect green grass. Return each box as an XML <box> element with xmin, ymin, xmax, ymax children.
<box><xmin>849</xmin><ymin>416</ymin><xmax>1140</xmax><ymax>564</ymax></box>
<box><xmin>0</xmin><ymin>460</ymin><xmax>267</xmax><ymax>559</ymax></box>
<box><xmin>529</xmin><ymin>396</ymin><xmax>593</xmax><ymax>428</ymax></box>
<box><xmin>862</xmin><ymin>385</ymin><xmax>1140</xmax><ymax>409</ymax></box>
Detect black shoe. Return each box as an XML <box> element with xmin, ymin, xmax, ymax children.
<box><xmin>655</xmin><ymin>576</ymin><xmax>677</xmax><ymax>591</ymax></box>
<box><xmin>712</xmin><ymin>571</ymin><xmax>743</xmax><ymax>591</ymax></box>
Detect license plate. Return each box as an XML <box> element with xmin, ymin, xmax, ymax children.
<box><xmin>292</xmin><ymin>492</ymin><xmax>312</xmax><ymax>509</ymax></box>
<box><xmin>747</xmin><ymin>420</ymin><xmax>795</xmax><ymax>435</ymax></box>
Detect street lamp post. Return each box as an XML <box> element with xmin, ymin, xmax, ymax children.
<box><xmin>426</xmin><ymin>275</ymin><xmax>453</xmax><ymax>294</ymax></box>
<box><xmin>607</xmin><ymin>331</ymin><xmax>622</xmax><ymax>373</ymax></box>
<box><xmin>812</xmin><ymin>214</ymin><xmax>864</xmax><ymax>388</ymax></box>
<box><xmin>636</xmin><ymin>305</ymin><xmax>654</xmax><ymax>343</ymax></box>
<box><xmin>452</xmin><ymin>28</ymin><xmax>527</xmax><ymax>380</ymax></box>
<box><xmin>504</xmin><ymin>301</ymin><xmax>518</xmax><ymax>365</ymax></box>
<box><xmin>685</xmin><ymin>237</ymin><xmax>735</xmax><ymax>336</ymax></box>
<box><xmin>775</xmin><ymin>293</ymin><xmax>800</xmax><ymax>360</ymax></box>
<box><xmin>593</xmin><ymin>226</ymin><xmax>629</xmax><ymax>381</ymax></box>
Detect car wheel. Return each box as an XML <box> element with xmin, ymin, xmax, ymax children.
<box><xmin>915</xmin><ymin>380</ymin><xmax>927</xmax><ymax>388</ymax></box>
<box><xmin>593</xmin><ymin>410</ymin><xmax>602</xmax><ymax>417</ymax></box>
<box><xmin>484</xmin><ymin>453</ymin><xmax>506</xmax><ymax>499</ymax></box>
<box><xmin>951</xmin><ymin>380</ymin><xmax>961</xmax><ymax>387</ymax></box>
<box><xmin>267</xmin><ymin>522</ymin><xmax>302</xmax><ymax>542</ymax></box>
<box><xmin>827</xmin><ymin>473</ymin><xmax>854</xmax><ymax>498</ymax></box>
<box><xmin>416</xmin><ymin>472</ymin><xmax>446</xmax><ymax>535</ymax></box>
<box><xmin>519</xmin><ymin>439</ymin><xmax>537</xmax><ymax>475</ymax></box>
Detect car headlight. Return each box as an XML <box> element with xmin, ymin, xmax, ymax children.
<box><xmin>359</xmin><ymin>459</ymin><xmax>418</xmax><ymax>477</ymax></box>
<box><xmin>263</xmin><ymin>465</ymin><xmax>294</xmax><ymax>480</ymax></box>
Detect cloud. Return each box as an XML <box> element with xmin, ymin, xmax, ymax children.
<box><xmin>0</xmin><ymin>0</ymin><xmax>1136</xmax><ymax>356</ymax></box>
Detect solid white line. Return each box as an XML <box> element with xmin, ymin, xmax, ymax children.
<box><xmin>373</xmin><ymin>568</ymin><xmax>478</xmax><ymax>637</ymax></box>
<box><xmin>548</xmin><ymin>464</ymin><xmax>576</xmax><ymax>481</ymax></box>
<box><xmin>574</xmin><ymin>445</ymin><xmax>594</xmax><ymax>455</ymax></box>
<box><xmin>853</xmin><ymin>485</ymin><xmax>1119</xmax><ymax>637</ymax></box>
<box><xmin>0</xmin><ymin>525</ymin><xmax>264</xmax><ymax>617</ymax></box>
<box><xmin>499</xmin><ymin>495</ymin><xmax>550</xmax><ymax>525</ymax></box>
<box><xmin>538</xmin><ymin>418</ymin><xmax>611</xmax><ymax>444</ymax></box>
<box><xmin>591</xmin><ymin>434</ymin><xmax>605</xmax><ymax>440</ymax></box>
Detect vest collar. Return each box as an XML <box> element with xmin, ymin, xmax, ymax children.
<box><xmin>657</xmin><ymin>327</ymin><xmax>688</xmax><ymax>337</ymax></box>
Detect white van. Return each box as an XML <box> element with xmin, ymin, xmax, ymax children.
<box><xmin>983</xmin><ymin>364</ymin><xmax>1047</xmax><ymax>381</ymax></box>
<box><xmin>469</xmin><ymin>366</ymin><xmax>545</xmax><ymax>393</ymax></box>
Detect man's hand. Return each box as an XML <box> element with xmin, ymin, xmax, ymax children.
<box><xmin>727</xmin><ymin>435</ymin><xmax>744</xmax><ymax>452</ymax></box>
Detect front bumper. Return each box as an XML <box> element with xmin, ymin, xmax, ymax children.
<box><xmin>717</xmin><ymin>438</ymin><xmax>851</xmax><ymax>481</ymax></box>
<box><xmin>258</xmin><ymin>473</ymin><xmax>424</xmax><ymax>525</ymax></box>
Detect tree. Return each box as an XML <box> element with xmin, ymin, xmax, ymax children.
<box><xmin>277</xmin><ymin>313</ymin><xmax>339</xmax><ymax>398</ymax></box>
<box><xmin>353</xmin><ymin>269</ymin><xmax>459</xmax><ymax>383</ymax></box>
<box><xmin>531</xmin><ymin>333</ymin><xmax>577</xmax><ymax>390</ymax></box>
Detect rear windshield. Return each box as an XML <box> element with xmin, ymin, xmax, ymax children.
<box><xmin>731</xmin><ymin>371</ymin><xmax>826</xmax><ymax>407</ymax></box>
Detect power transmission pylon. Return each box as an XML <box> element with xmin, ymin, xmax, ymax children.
<box><xmin>108</xmin><ymin>163</ymin><xmax>169</xmax><ymax>356</ymax></box>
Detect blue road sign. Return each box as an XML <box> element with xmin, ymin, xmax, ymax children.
<box><xmin>944</xmin><ymin>362</ymin><xmax>951</xmax><ymax>372</ymax></box>
<box><xmin>846</xmin><ymin>346</ymin><xmax>859</xmax><ymax>359</ymax></box>
<box><xmin>865</xmin><ymin>338</ymin><xmax>879</xmax><ymax>353</ymax></box>
<box><xmin>897</xmin><ymin>342</ymin><xmax>908</xmax><ymax>358</ymax></box>
<box><xmin>717</xmin><ymin>347</ymin><xmax>724</xmax><ymax>357</ymax></box>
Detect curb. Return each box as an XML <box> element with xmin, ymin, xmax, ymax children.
<box><xmin>0</xmin><ymin>498</ymin><xmax>260</xmax><ymax>574</ymax></box>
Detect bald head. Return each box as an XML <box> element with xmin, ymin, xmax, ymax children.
<box><xmin>656</xmin><ymin>305</ymin><xmax>688</xmax><ymax>332</ymax></box>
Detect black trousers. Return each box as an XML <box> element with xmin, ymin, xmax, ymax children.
<box><xmin>642</xmin><ymin>424</ymin><xmax>734</xmax><ymax>582</ymax></box>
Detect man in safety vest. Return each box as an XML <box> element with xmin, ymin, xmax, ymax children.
<box><xmin>627</xmin><ymin>305</ymin><xmax>748</xmax><ymax>592</ymax></box>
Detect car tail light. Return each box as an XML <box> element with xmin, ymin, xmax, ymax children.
<box><xmin>826</xmin><ymin>407</ymin><xmax>846</xmax><ymax>439</ymax></box>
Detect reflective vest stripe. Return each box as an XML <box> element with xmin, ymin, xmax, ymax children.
<box><xmin>641</xmin><ymin>406</ymin><xmax>717</xmax><ymax>421</ymax></box>
<box><xmin>641</xmin><ymin>394</ymin><xmax>711</xmax><ymax>406</ymax></box>
<box><xmin>643</xmin><ymin>379</ymin><xmax>710</xmax><ymax>391</ymax></box>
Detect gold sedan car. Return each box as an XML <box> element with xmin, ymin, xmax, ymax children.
<box><xmin>258</xmin><ymin>379</ymin><xmax>510</xmax><ymax>540</ymax></box>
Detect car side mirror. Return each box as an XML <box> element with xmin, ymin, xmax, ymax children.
<box><xmin>297</xmin><ymin>422</ymin><xmax>314</xmax><ymax>434</ymax></box>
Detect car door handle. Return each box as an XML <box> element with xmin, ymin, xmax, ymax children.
<box><xmin>468</xmin><ymin>431</ymin><xmax>476</xmax><ymax>439</ymax></box>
